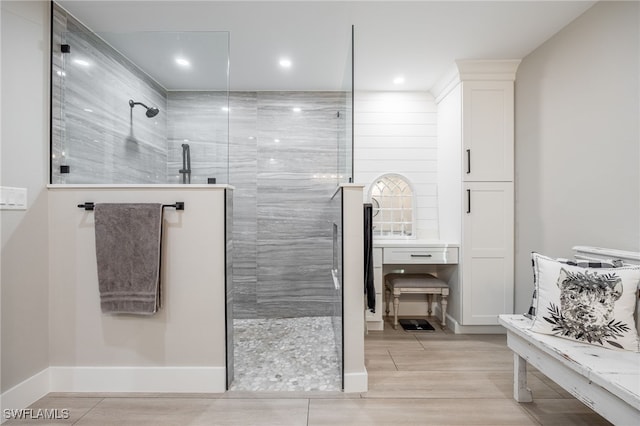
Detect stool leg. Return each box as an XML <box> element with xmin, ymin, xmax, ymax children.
<box><xmin>393</xmin><ymin>294</ymin><xmax>400</xmax><ymax>330</ymax></box>
<box><xmin>440</xmin><ymin>293</ymin><xmax>448</xmax><ymax>327</ymax></box>
<box><xmin>426</xmin><ymin>294</ymin><xmax>433</xmax><ymax>316</ymax></box>
<box><xmin>385</xmin><ymin>287</ymin><xmax>391</xmax><ymax>317</ymax></box>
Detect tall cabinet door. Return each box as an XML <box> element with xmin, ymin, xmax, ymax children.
<box><xmin>462</xmin><ymin>81</ymin><xmax>514</xmax><ymax>182</ymax></box>
<box><xmin>462</xmin><ymin>182</ymin><xmax>514</xmax><ymax>325</ymax></box>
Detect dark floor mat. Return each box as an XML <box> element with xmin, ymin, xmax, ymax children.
<box><xmin>399</xmin><ymin>318</ymin><xmax>435</xmax><ymax>331</ymax></box>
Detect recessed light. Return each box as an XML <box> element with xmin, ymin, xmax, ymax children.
<box><xmin>175</xmin><ymin>57</ymin><xmax>191</xmax><ymax>67</ymax></box>
<box><xmin>292</xmin><ymin>107</ymin><xmax>301</xmax><ymax>112</ymax></box>
<box><xmin>279</xmin><ymin>58</ymin><xmax>292</xmax><ymax>68</ymax></box>
<box><xmin>393</xmin><ymin>76</ymin><xmax>405</xmax><ymax>85</ymax></box>
<box><xmin>274</xmin><ymin>139</ymin><xmax>280</xmax><ymax>143</ymax></box>
<box><xmin>183</xmin><ymin>139</ymin><xmax>189</xmax><ymax>142</ymax></box>
<box><xmin>73</xmin><ymin>59</ymin><xmax>90</xmax><ymax>67</ymax></box>
<box><xmin>221</xmin><ymin>106</ymin><xmax>229</xmax><ymax>112</ymax></box>
<box><xmin>83</xmin><ymin>108</ymin><xmax>93</xmax><ymax>113</ymax></box>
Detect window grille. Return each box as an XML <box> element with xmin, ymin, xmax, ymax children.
<box><xmin>369</xmin><ymin>174</ymin><xmax>414</xmax><ymax>238</ymax></box>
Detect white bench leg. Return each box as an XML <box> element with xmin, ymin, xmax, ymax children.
<box><xmin>514</xmin><ymin>353</ymin><xmax>533</xmax><ymax>402</ymax></box>
<box><xmin>440</xmin><ymin>293</ymin><xmax>447</xmax><ymax>327</ymax></box>
<box><xmin>385</xmin><ymin>286</ymin><xmax>391</xmax><ymax>317</ymax></box>
<box><xmin>393</xmin><ymin>294</ymin><xmax>400</xmax><ymax>330</ymax></box>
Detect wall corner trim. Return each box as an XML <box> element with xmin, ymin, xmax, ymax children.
<box><xmin>0</xmin><ymin>368</ymin><xmax>50</xmax><ymax>421</ymax></box>
<box><xmin>343</xmin><ymin>370</ymin><xmax>368</xmax><ymax>393</ymax></box>
<box><xmin>432</xmin><ymin>64</ymin><xmax>461</xmax><ymax>103</ymax></box>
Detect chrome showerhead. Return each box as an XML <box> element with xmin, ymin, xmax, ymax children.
<box><xmin>129</xmin><ymin>99</ymin><xmax>160</xmax><ymax>118</ymax></box>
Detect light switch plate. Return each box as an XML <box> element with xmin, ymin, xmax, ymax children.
<box><xmin>0</xmin><ymin>186</ymin><xmax>28</xmax><ymax>210</ymax></box>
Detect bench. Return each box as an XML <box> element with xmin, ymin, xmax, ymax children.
<box><xmin>499</xmin><ymin>314</ymin><xmax>640</xmax><ymax>425</ymax></box>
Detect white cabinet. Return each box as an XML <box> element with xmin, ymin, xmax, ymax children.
<box><xmin>462</xmin><ymin>81</ymin><xmax>514</xmax><ymax>182</ymax></box>
<box><xmin>462</xmin><ymin>182</ymin><xmax>514</xmax><ymax>325</ymax></box>
<box><xmin>435</xmin><ymin>60</ymin><xmax>519</xmax><ymax>329</ymax></box>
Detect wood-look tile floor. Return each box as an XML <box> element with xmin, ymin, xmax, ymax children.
<box><xmin>7</xmin><ymin>316</ymin><xmax>611</xmax><ymax>425</ymax></box>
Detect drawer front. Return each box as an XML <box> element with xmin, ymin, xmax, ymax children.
<box><xmin>373</xmin><ymin>247</ymin><xmax>383</xmax><ymax>266</ymax></box>
<box><xmin>383</xmin><ymin>247</ymin><xmax>458</xmax><ymax>264</ymax></box>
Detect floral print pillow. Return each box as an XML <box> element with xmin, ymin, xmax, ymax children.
<box><xmin>529</xmin><ymin>253</ymin><xmax>640</xmax><ymax>352</ymax></box>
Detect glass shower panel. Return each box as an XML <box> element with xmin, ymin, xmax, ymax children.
<box><xmin>50</xmin><ymin>3</ymin><xmax>229</xmax><ymax>184</ymax></box>
<box><xmin>337</xmin><ymin>25</ymin><xmax>354</xmax><ymax>184</ymax></box>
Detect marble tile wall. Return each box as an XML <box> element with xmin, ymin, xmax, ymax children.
<box><xmin>225</xmin><ymin>188</ymin><xmax>234</xmax><ymax>388</ymax></box>
<box><xmin>52</xmin><ymin>4</ymin><xmax>168</xmax><ymax>184</ymax></box>
<box><xmin>330</xmin><ymin>192</ymin><xmax>343</xmax><ymax>369</ymax></box>
<box><xmin>230</xmin><ymin>92</ymin><xmax>347</xmax><ymax>319</ymax></box>
<box><xmin>228</xmin><ymin>92</ymin><xmax>259</xmax><ymax>319</ymax></box>
<box><xmin>166</xmin><ymin>91</ymin><xmax>229</xmax><ymax>184</ymax></box>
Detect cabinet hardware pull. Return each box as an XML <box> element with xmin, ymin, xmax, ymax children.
<box><xmin>466</xmin><ymin>149</ymin><xmax>471</xmax><ymax>174</ymax></box>
<box><xmin>467</xmin><ymin>189</ymin><xmax>471</xmax><ymax>214</ymax></box>
<box><xmin>411</xmin><ymin>254</ymin><xmax>432</xmax><ymax>258</ymax></box>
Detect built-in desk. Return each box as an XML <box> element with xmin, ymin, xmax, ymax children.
<box><xmin>366</xmin><ymin>241</ymin><xmax>459</xmax><ymax>331</ymax></box>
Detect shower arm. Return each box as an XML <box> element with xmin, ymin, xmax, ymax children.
<box><xmin>129</xmin><ymin>100</ymin><xmax>150</xmax><ymax>109</ymax></box>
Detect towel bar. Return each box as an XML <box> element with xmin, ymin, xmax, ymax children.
<box><xmin>77</xmin><ymin>202</ymin><xmax>185</xmax><ymax>211</ymax></box>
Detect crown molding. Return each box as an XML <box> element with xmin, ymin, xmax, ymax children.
<box><xmin>432</xmin><ymin>59</ymin><xmax>521</xmax><ymax>103</ymax></box>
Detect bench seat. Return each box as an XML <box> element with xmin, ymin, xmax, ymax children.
<box><xmin>499</xmin><ymin>314</ymin><xmax>640</xmax><ymax>425</ymax></box>
<box><xmin>385</xmin><ymin>273</ymin><xmax>449</xmax><ymax>329</ymax></box>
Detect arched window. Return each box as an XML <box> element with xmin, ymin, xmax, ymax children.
<box><xmin>368</xmin><ymin>174</ymin><xmax>415</xmax><ymax>238</ymax></box>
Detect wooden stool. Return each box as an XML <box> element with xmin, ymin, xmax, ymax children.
<box><xmin>385</xmin><ymin>273</ymin><xmax>449</xmax><ymax>329</ymax></box>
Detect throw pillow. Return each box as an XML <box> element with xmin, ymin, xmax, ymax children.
<box><xmin>528</xmin><ymin>252</ymin><xmax>640</xmax><ymax>351</ymax></box>
<box><xmin>525</xmin><ymin>253</ymin><xmax>620</xmax><ymax>318</ymax></box>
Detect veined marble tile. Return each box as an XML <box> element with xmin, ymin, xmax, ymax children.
<box><xmin>227</xmin><ymin>91</ymin><xmax>346</xmax><ymax>319</ymax></box>
<box><xmin>52</xmin><ymin>5</ymin><xmax>167</xmax><ymax>184</ymax></box>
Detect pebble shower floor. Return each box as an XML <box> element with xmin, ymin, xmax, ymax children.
<box><xmin>230</xmin><ymin>317</ymin><xmax>341</xmax><ymax>391</ymax></box>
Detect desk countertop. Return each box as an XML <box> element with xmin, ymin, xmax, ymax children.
<box><xmin>373</xmin><ymin>240</ymin><xmax>460</xmax><ymax>248</ymax></box>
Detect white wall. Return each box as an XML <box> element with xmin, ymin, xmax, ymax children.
<box><xmin>341</xmin><ymin>185</ymin><xmax>366</xmax><ymax>392</ymax></box>
<box><xmin>355</xmin><ymin>91</ymin><xmax>439</xmax><ymax>240</ymax></box>
<box><xmin>514</xmin><ymin>1</ymin><xmax>640</xmax><ymax>313</ymax></box>
<box><xmin>49</xmin><ymin>186</ymin><xmax>225</xmax><ymax>392</ymax></box>
<box><xmin>47</xmin><ymin>187</ymin><xmax>228</xmax><ymax>392</ymax></box>
<box><xmin>0</xmin><ymin>0</ymin><xmax>50</xmax><ymax>398</ymax></box>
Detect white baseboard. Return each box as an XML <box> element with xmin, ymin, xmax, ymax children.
<box><xmin>1</xmin><ymin>368</ymin><xmax>50</xmax><ymax>424</ymax></box>
<box><xmin>366</xmin><ymin>320</ymin><xmax>384</xmax><ymax>331</ymax></box>
<box><xmin>0</xmin><ymin>366</ymin><xmax>226</xmax><ymax>423</ymax></box>
<box><xmin>445</xmin><ymin>314</ymin><xmax>506</xmax><ymax>334</ymax></box>
<box><xmin>343</xmin><ymin>370</ymin><xmax>368</xmax><ymax>393</ymax></box>
<box><xmin>49</xmin><ymin>366</ymin><xmax>226</xmax><ymax>393</ymax></box>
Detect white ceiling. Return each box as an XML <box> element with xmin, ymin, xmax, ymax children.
<box><xmin>58</xmin><ymin>0</ymin><xmax>596</xmax><ymax>92</ymax></box>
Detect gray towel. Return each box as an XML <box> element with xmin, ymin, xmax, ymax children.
<box><xmin>94</xmin><ymin>203</ymin><xmax>163</xmax><ymax>314</ymax></box>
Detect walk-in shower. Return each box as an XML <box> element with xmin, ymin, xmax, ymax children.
<box><xmin>50</xmin><ymin>2</ymin><xmax>353</xmax><ymax>393</ymax></box>
<box><xmin>227</xmin><ymin>90</ymin><xmax>351</xmax><ymax>391</ymax></box>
